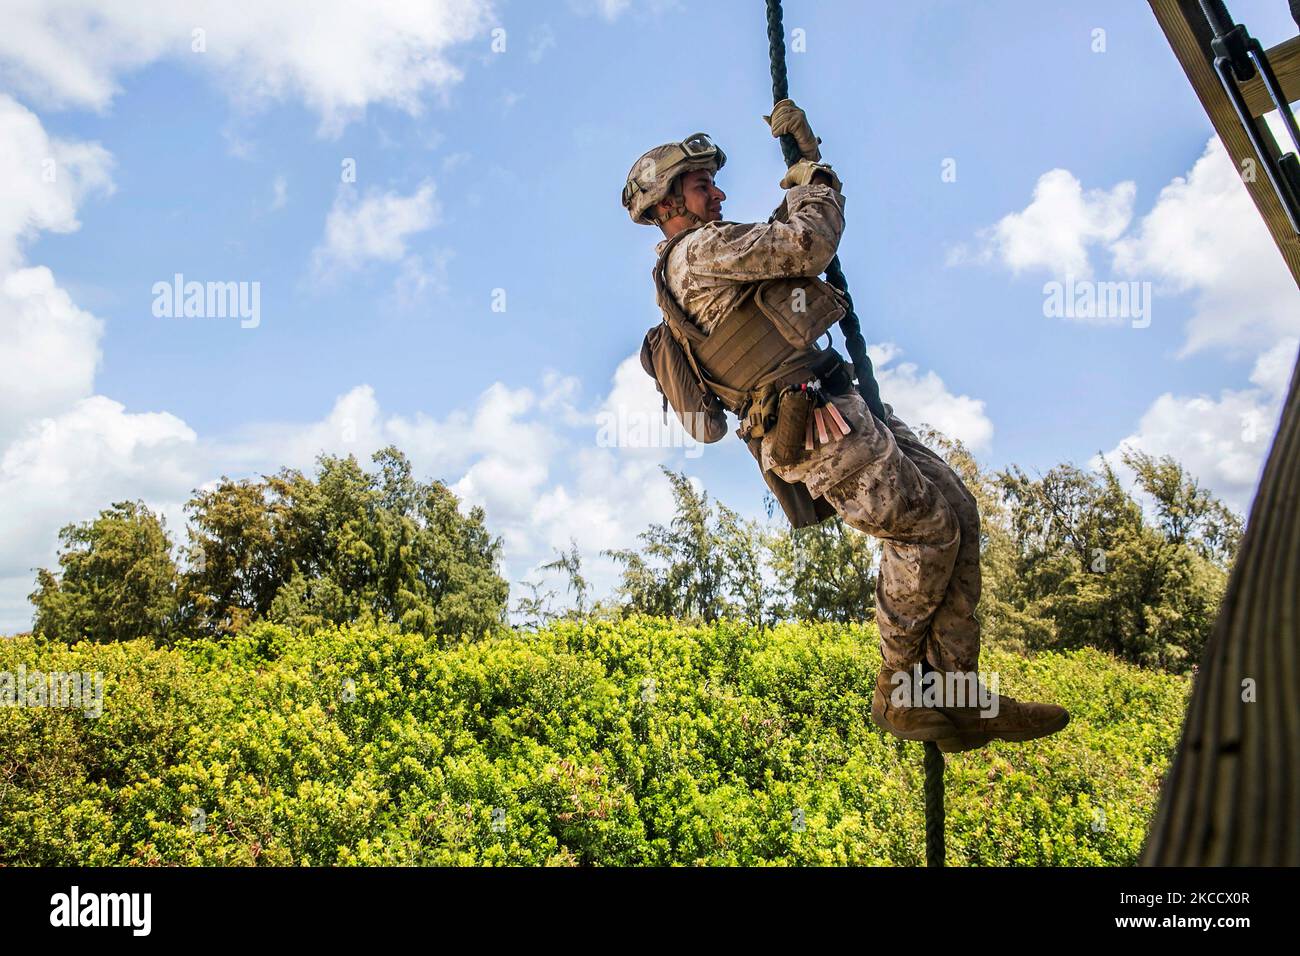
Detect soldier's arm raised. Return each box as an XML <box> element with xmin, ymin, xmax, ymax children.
<box><xmin>686</xmin><ymin>180</ymin><xmax>845</xmax><ymax>283</ymax></box>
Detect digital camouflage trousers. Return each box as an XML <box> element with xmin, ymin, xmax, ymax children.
<box><xmin>816</xmin><ymin>397</ymin><xmax>982</xmax><ymax>676</ymax></box>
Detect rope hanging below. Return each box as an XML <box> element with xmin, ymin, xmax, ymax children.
<box><xmin>763</xmin><ymin>0</ymin><xmax>945</xmax><ymax>869</ymax></box>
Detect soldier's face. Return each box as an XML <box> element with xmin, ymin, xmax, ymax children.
<box><xmin>679</xmin><ymin>169</ymin><xmax>725</xmax><ymax>222</ymax></box>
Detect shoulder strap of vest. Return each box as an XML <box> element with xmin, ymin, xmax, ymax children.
<box><xmin>652</xmin><ymin>227</ymin><xmax>705</xmax><ymax>347</ymax></box>
<box><xmin>651</xmin><ymin>227</ymin><xmax>750</xmax><ymax>410</ymax></box>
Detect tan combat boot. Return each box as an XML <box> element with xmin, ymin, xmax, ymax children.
<box><xmin>933</xmin><ymin>680</ymin><xmax>1070</xmax><ymax>753</ymax></box>
<box><xmin>871</xmin><ymin>666</ymin><xmax>961</xmax><ymax>742</ymax></box>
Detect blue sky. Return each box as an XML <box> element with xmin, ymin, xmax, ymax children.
<box><xmin>2</xmin><ymin>0</ymin><xmax>1298</xmax><ymax>631</ymax></box>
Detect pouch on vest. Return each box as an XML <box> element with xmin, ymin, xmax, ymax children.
<box><xmin>770</xmin><ymin>387</ymin><xmax>813</xmax><ymax>466</ymax></box>
<box><xmin>640</xmin><ymin>322</ymin><xmax>729</xmax><ymax>443</ymax></box>
<box><xmin>753</xmin><ymin>277</ymin><xmax>848</xmax><ymax>351</ymax></box>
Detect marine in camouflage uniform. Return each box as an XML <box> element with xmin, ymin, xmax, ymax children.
<box><xmin>624</xmin><ymin>104</ymin><xmax>1068</xmax><ymax>752</ymax></box>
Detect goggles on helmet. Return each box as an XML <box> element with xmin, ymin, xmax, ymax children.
<box><xmin>622</xmin><ymin>132</ymin><xmax>726</xmax><ymax>206</ymax></box>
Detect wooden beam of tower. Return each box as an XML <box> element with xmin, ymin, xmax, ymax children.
<box><xmin>1149</xmin><ymin>0</ymin><xmax>1300</xmax><ymax>287</ymax></box>
<box><xmin>1242</xmin><ymin>36</ymin><xmax>1300</xmax><ymax>117</ymax></box>
<box><xmin>1144</xmin><ymin>0</ymin><xmax>1300</xmax><ymax>867</ymax></box>
<box><xmin>1141</xmin><ymin>278</ymin><xmax>1300</xmax><ymax>866</ymax></box>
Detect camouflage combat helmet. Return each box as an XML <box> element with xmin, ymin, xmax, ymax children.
<box><xmin>622</xmin><ymin>132</ymin><xmax>726</xmax><ymax>226</ymax></box>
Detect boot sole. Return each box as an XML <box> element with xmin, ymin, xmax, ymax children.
<box><xmin>987</xmin><ymin>709</ymin><xmax>1070</xmax><ymax>742</ymax></box>
<box><xmin>937</xmin><ymin>711</ymin><xmax>1071</xmax><ymax>753</ymax></box>
<box><xmin>871</xmin><ymin>699</ymin><xmax>960</xmax><ymax>743</ymax></box>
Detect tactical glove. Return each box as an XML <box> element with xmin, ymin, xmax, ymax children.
<box><xmin>780</xmin><ymin>158</ymin><xmax>841</xmax><ymax>192</ymax></box>
<box><xmin>764</xmin><ymin>98</ymin><xmax>822</xmax><ymax>162</ymax></box>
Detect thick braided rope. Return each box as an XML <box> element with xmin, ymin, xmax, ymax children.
<box><xmin>764</xmin><ymin>0</ymin><xmax>886</xmax><ymax>423</ymax></box>
<box><xmin>923</xmin><ymin>740</ymin><xmax>946</xmax><ymax>866</ymax></box>
<box><xmin>765</xmin><ymin>0</ymin><xmax>944</xmax><ymax>868</ymax></box>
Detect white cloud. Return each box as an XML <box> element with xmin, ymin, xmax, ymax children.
<box><xmin>949</xmin><ymin>168</ymin><xmax>1134</xmax><ymax>279</ymax></box>
<box><xmin>1093</xmin><ymin>336</ymin><xmax>1297</xmax><ymax>514</ymax></box>
<box><xmin>1111</xmin><ymin>117</ymin><xmax>1299</xmax><ymax>359</ymax></box>
<box><xmin>1088</xmin><ymin>121</ymin><xmax>1298</xmax><ymax>510</ymax></box>
<box><xmin>868</xmin><ymin>342</ymin><xmax>995</xmax><ymax>455</ymax></box>
<box><xmin>0</xmin><ymin>267</ymin><xmax>103</xmax><ymax>447</ymax></box>
<box><xmin>384</xmin><ymin>366</ymin><xmax>682</xmax><ymax>591</ymax></box>
<box><xmin>0</xmin><ymin>0</ymin><xmax>496</xmax><ymax>135</ymax></box>
<box><xmin>538</xmin><ymin>370</ymin><xmax>589</xmax><ymax>427</ymax></box>
<box><xmin>0</xmin><ymin>91</ymin><xmax>982</xmax><ymax>634</ymax></box>
<box><xmin>0</xmin><ymin>94</ymin><xmax>114</xmax><ymax>269</ymax></box>
<box><xmin>0</xmin><ymin>94</ymin><xmax>114</xmax><ymax>446</ymax></box>
<box><xmin>0</xmin><ymin>365</ymin><xmax>688</xmax><ymax>633</ymax></box>
<box><xmin>499</xmin><ymin>359</ymin><xmax>685</xmax><ymax>598</ymax></box>
<box><xmin>954</xmin><ymin>122</ymin><xmax>1300</xmax><ymax>510</ymax></box>
<box><xmin>447</xmin><ymin>383</ymin><xmax>555</xmax><ymax>519</ymax></box>
<box><xmin>220</xmin><ymin>385</ymin><xmax>387</xmax><ymax>475</ymax></box>
<box><xmin>0</xmin><ymin>328</ymin><xmax>995</xmax><ymax>634</ymax></box>
<box><xmin>313</xmin><ymin>181</ymin><xmax>439</xmax><ymax>276</ymax></box>
<box><xmin>956</xmin><ymin>119</ymin><xmax>1298</xmax><ymax>359</ymax></box>
<box><xmin>0</xmin><ymin>68</ymin><xmax>667</xmax><ymax>635</ymax></box>
<box><xmin>0</xmin><ymin>395</ymin><xmax>199</xmax><ymax>633</ymax></box>
<box><xmin>0</xmin><ymin>99</ymin><xmax>202</xmax><ymax>629</ymax></box>
<box><xmin>595</xmin><ymin>353</ymin><xmax>708</xmax><ymax>457</ymax></box>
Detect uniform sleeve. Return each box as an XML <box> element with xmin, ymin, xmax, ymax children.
<box><xmin>684</xmin><ymin>183</ymin><xmax>845</xmax><ymax>282</ymax></box>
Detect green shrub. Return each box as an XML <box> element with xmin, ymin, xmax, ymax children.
<box><xmin>0</xmin><ymin>616</ymin><xmax>1188</xmax><ymax>866</ymax></box>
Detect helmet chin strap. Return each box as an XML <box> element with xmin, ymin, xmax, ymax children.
<box><xmin>655</xmin><ymin>180</ymin><xmax>706</xmax><ymax>228</ymax></box>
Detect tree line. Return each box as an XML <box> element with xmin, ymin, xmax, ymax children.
<box><xmin>25</xmin><ymin>431</ymin><xmax>1241</xmax><ymax>674</ymax></box>
<box><xmin>521</xmin><ymin>428</ymin><xmax>1240</xmax><ymax>674</ymax></box>
<box><xmin>28</xmin><ymin>448</ymin><xmax>507</xmax><ymax>646</ymax></box>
